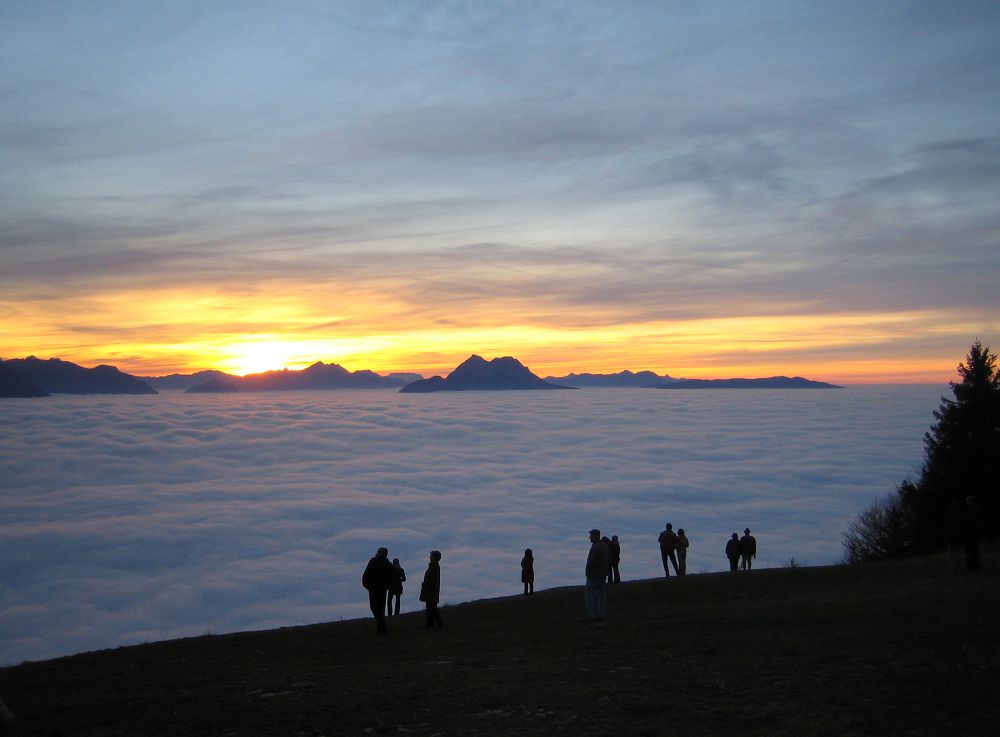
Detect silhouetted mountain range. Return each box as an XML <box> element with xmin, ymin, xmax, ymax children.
<box><xmin>141</xmin><ymin>370</ymin><xmax>237</xmax><ymax>392</ymax></box>
<box><xmin>184</xmin><ymin>378</ymin><xmax>240</xmax><ymax>394</ymax></box>
<box><xmin>0</xmin><ymin>360</ymin><xmax>50</xmax><ymax>397</ymax></box>
<box><xmin>237</xmin><ymin>361</ymin><xmax>408</xmax><ymax>390</ymax></box>
<box><xmin>2</xmin><ymin>357</ymin><xmax>156</xmax><ymax>395</ymax></box>
<box><xmin>1</xmin><ymin>355</ymin><xmax>841</xmax><ymax>398</ymax></box>
<box><xmin>144</xmin><ymin>364</ymin><xmax>413</xmax><ymax>392</ymax></box>
<box><xmin>401</xmin><ymin>355</ymin><xmax>572</xmax><ymax>392</ymax></box>
<box><xmin>650</xmin><ymin>376</ymin><xmax>842</xmax><ymax>389</ymax></box>
<box><xmin>545</xmin><ymin>370</ymin><xmax>678</xmax><ymax>387</ymax></box>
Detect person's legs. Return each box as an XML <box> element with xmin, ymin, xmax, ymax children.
<box><xmin>595</xmin><ymin>579</ymin><xmax>608</xmax><ymax>620</ymax></box>
<box><xmin>660</xmin><ymin>551</ymin><xmax>671</xmax><ymax>577</ymax></box>
<box><xmin>668</xmin><ymin>551</ymin><xmax>679</xmax><ymax>576</ymax></box>
<box><xmin>370</xmin><ymin>591</ymin><xmax>387</xmax><ymax>634</ymax></box>
<box><xmin>584</xmin><ymin>578</ymin><xmax>598</xmax><ymax>618</ymax></box>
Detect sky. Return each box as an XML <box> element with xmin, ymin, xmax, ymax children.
<box><xmin>0</xmin><ymin>385</ymin><xmax>942</xmax><ymax>664</ymax></box>
<box><xmin>1</xmin><ymin>1</ymin><xmax>998</xmax><ymax>382</ymax></box>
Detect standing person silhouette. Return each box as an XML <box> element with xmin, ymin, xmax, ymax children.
<box><xmin>362</xmin><ymin>547</ymin><xmax>394</xmax><ymax>634</ymax></box>
<box><xmin>608</xmin><ymin>535</ymin><xmax>621</xmax><ymax>584</ymax></box>
<box><xmin>420</xmin><ymin>550</ymin><xmax>444</xmax><ymax>627</ymax></box>
<box><xmin>740</xmin><ymin>528</ymin><xmax>757</xmax><ymax>570</ymax></box>
<box><xmin>521</xmin><ymin>548</ymin><xmax>535</xmax><ymax>595</ymax></box>
<box><xmin>676</xmin><ymin>528</ymin><xmax>690</xmax><ymax>576</ymax></box>
<box><xmin>584</xmin><ymin>529</ymin><xmax>609</xmax><ymax>622</ymax></box>
<box><xmin>387</xmin><ymin>557</ymin><xmax>406</xmax><ymax>616</ymax></box>
<box><xmin>725</xmin><ymin>533</ymin><xmax>741</xmax><ymax>572</ymax></box>
<box><xmin>658</xmin><ymin>522</ymin><xmax>679</xmax><ymax>577</ymax></box>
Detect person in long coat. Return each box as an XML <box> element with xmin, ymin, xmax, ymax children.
<box><xmin>521</xmin><ymin>548</ymin><xmax>535</xmax><ymax>595</ymax></box>
<box><xmin>387</xmin><ymin>558</ymin><xmax>406</xmax><ymax>616</ymax></box>
<box><xmin>420</xmin><ymin>550</ymin><xmax>444</xmax><ymax>627</ymax></box>
<box><xmin>362</xmin><ymin>547</ymin><xmax>394</xmax><ymax>634</ymax></box>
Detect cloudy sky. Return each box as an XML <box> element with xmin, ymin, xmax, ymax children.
<box><xmin>2</xmin><ymin>1</ymin><xmax>998</xmax><ymax>381</ymax></box>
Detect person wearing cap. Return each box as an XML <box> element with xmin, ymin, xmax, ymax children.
<box><xmin>725</xmin><ymin>533</ymin><xmax>741</xmax><ymax>572</ymax></box>
<box><xmin>584</xmin><ymin>529</ymin><xmax>609</xmax><ymax>621</ymax></box>
<box><xmin>740</xmin><ymin>528</ymin><xmax>757</xmax><ymax>570</ymax></box>
<box><xmin>362</xmin><ymin>546</ymin><xmax>395</xmax><ymax>634</ymax></box>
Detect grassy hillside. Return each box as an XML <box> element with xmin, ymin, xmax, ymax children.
<box><xmin>2</xmin><ymin>551</ymin><xmax>998</xmax><ymax>736</ymax></box>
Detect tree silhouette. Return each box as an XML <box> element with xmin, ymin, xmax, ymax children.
<box><xmin>907</xmin><ymin>339</ymin><xmax>1000</xmax><ymax>549</ymax></box>
<box><xmin>844</xmin><ymin>340</ymin><xmax>1000</xmax><ymax>562</ymax></box>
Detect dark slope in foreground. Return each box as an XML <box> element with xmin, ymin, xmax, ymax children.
<box><xmin>2</xmin><ymin>552</ymin><xmax>997</xmax><ymax>737</ymax></box>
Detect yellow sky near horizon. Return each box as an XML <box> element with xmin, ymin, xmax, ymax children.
<box><xmin>2</xmin><ymin>284</ymin><xmax>987</xmax><ymax>383</ymax></box>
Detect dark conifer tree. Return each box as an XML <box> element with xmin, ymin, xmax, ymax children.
<box><xmin>844</xmin><ymin>340</ymin><xmax>1000</xmax><ymax>562</ymax></box>
<box><xmin>904</xmin><ymin>340</ymin><xmax>1000</xmax><ymax>551</ymax></box>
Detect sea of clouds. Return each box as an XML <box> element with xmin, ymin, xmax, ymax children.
<box><xmin>0</xmin><ymin>385</ymin><xmax>945</xmax><ymax>664</ymax></box>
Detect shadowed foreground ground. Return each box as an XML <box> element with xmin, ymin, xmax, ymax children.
<box><xmin>1</xmin><ymin>550</ymin><xmax>998</xmax><ymax>736</ymax></box>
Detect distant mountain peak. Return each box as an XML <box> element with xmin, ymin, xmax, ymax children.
<box><xmin>401</xmin><ymin>355</ymin><xmax>572</xmax><ymax>393</ymax></box>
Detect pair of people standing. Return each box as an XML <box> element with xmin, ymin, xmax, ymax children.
<box><xmin>725</xmin><ymin>528</ymin><xmax>757</xmax><ymax>571</ymax></box>
<box><xmin>362</xmin><ymin>548</ymin><xmax>442</xmax><ymax>633</ymax></box>
<box><xmin>657</xmin><ymin>523</ymin><xmax>690</xmax><ymax>576</ymax></box>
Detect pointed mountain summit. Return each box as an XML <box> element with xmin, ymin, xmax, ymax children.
<box><xmin>400</xmin><ymin>355</ymin><xmax>572</xmax><ymax>393</ymax></box>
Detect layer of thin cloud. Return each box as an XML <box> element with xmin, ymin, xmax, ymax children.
<box><xmin>0</xmin><ymin>386</ymin><xmax>943</xmax><ymax>664</ymax></box>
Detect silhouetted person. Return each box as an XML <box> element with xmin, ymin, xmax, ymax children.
<box><xmin>945</xmin><ymin>498</ymin><xmax>966</xmax><ymax>573</ymax></box>
<box><xmin>608</xmin><ymin>535</ymin><xmax>621</xmax><ymax>584</ymax></box>
<box><xmin>584</xmin><ymin>528</ymin><xmax>609</xmax><ymax>621</ymax></box>
<box><xmin>362</xmin><ymin>547</ymin><xmax>394</xmax><ymax>634</ymax></box>
<box><xmin>964</xmin><ymin>496</ymin><xmax>982</xmax><ymax>571</ymax></box>
<box><xmin>387</xmin><ymin>557</ymin><xmax>406</xmax><ymax>616</ymax></box>
<box><xmin>521</xmin><ymin>548</ymin><xmax>535</xmax><ymax>595</ymax></box>
<box><xmin>740</xmin><ymin>528</ymin><xmax>757</xmax><ymax>570</ymax></box>
<box><xmin>676</xmin><ymin>528</ymin><xmax>690</xmax><ymax>576</ymax></box>
<box><xmin>420</xmin><ymin>550</ymin><xmax>443</xmax><ymax>627</ymax></box>
<box><xmin>726</xmin><ymin>533</ymin><xmax>740</xmax><ymax>572</ymax></box>
<box><xmin>658</xmin><ymin>522</ymin><xmax>679</xmax><ymax>577</ymax></box>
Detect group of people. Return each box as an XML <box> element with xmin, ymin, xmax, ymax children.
<box><xmin>725</xmin><ymin>528</ymin><xmax>758</xmax><ymax>572</ymax></box>
<box><xmin>362</xmin><ymin>548</ymin><xmax>442</xmax><ymax>634</ymax></box>
<box><xmin>362</xmin><ymin>522</ymin><xmax>760</xmax><ymax>632</ymax></box>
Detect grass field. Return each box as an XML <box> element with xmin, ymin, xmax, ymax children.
<box><xmin>1</xmin><ymin>550</ymin><xmax>997</xmax><ymax>736</ymax></box>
